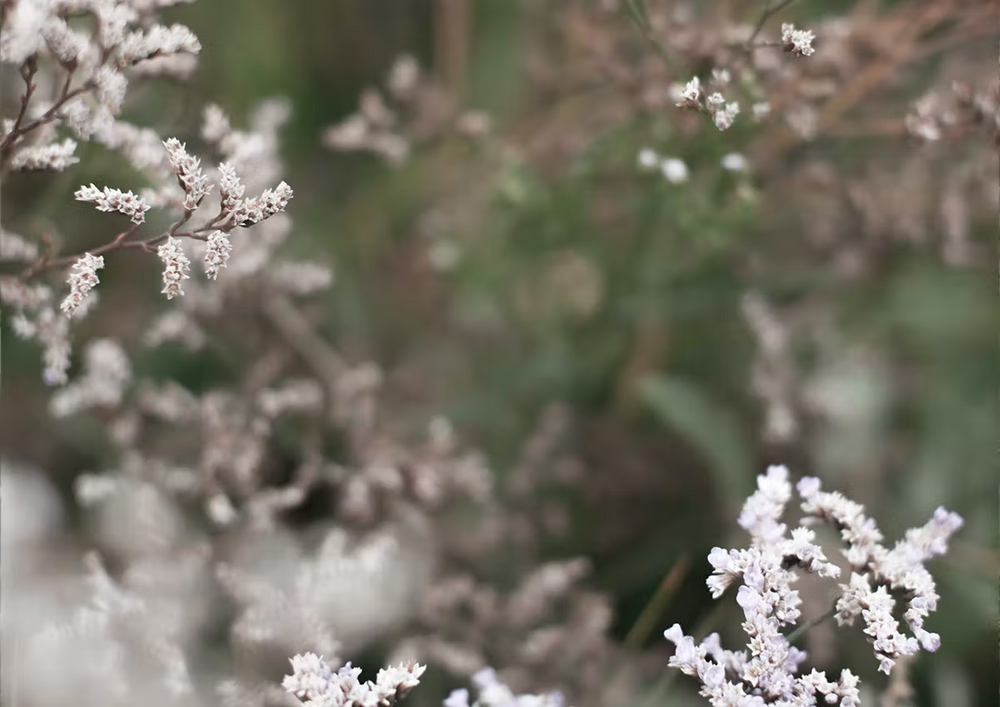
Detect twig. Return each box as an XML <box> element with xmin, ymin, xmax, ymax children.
<box><xmin>623</xmin><ymin>0</ymin><xmax>681</xmax><ymax>74</ymax></box>
<box><xmin>261</xmin><ymin>295</ymin><xmax>347</xmax><ymax>392</ymax></box>
<box><xmin>786</xmin><ymin>603</ymin><xmax>837</xmax><ymax>645</ymax></box>
<box><xmin>0</xmin><ymin>67</ymin><xmax>86</xmax><ymax>159</ymax></box>
<box><xmin>745</xmin><ymin>0</ymin><xmax>799</xmax><ymax>50</ymax></box>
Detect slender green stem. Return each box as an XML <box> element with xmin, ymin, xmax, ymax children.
<box><xmin>787</xmin><ymin>604</ymin><xmax>838</xmax><ymax>645</ymax></box>
<box><xmin>624</xmin><ymin>555</ymin><xmax>691</xmax><ymax>650</ymax></box>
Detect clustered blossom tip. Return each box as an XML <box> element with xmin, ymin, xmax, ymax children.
<box><xmin>664</xmin><ymin>464</ymin><xmax>961</xmax><ymax>705</ymax></box>
<box><xmin>60</xmin><ymin>253</ymin><xmax>105</xmax><ymax>317</ymax></box>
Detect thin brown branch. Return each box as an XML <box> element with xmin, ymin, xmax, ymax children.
<box><xmin>745</xmin><ymin>0</ymin><xmax>798</xmax><ymax>49</ymax></box>
<box><xmin>261</xmin><ymin>295</ymin><xmax>347</xmax><ymax>392</ymax></box>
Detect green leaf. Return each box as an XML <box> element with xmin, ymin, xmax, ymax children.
<box><xmin>640</xmin><ymin>374</ymin><xmax>753</xmax><ymax>502</ymax></box>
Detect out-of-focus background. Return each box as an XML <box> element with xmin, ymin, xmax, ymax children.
<box><xmin>1</xmin><ymin>1</ymin><xmax>997</xmax><ymax>706</ymax></box>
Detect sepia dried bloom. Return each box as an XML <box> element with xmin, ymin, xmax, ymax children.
<box><xmin>157</xmin><ymin>236</ymin><xmax>191</xmax><ymax>298</ymax></box>
<box><xmin>60</xmin><ymin>252</ymin><xmax>105</xmax><ymax>317</ymax></box>
<box><xmin>0</xmin><ymin>0</ymin><xmax>48</xmax><ymax>64</ymax></box>
<box><xmin>229</xmin><ymin>181</ymin><xmax>294</xmax><ymax>227</ymax></box>
<box><xmin>75</xmin><ymin>183</ymin><xmax>151</xmax><ymax>224</ymax></box>
<box><xmin>202</xmin><ymin>103</ymin><xmax>232</xmax><ymax>143</ymax></box>
<box><xmin>781</xmin><ymin>23</ymin><xmax>816</xmax><ymax>57</ymax></box>
<box><xmin>388</xmin><ymin>54</ymin><xmax>421</xmax><ymax>99</ymax></box>
<box><xmin>50</xmin><ymin>338</ymin><xmax>131</xmax><ymax>416</ymax></box>
<box><xmin>217</xmin><ymin>162</ymin><xmax>245</xmax><ymax>214</ymax></box>
<box><xmin>0</xmin><ymin>230</ymin><xmax>39</xmax><ymax>262</ymax></box>
<box><xmin>41</xmin><ymin>16</ymin><xmax>88</xmax><ymax>64</ymax></box>
<box><xmin>203</xmin><ymin>230</ymin><xmax>233</xmax><ymax>279</ymax></box>
<box><xmin>267</xmin><ymin>260</ymin><xmax>334</xmax><ymax>295</ymax></box>
<box><xmin>163</xmin><ymin>138</ymin><xmax>213</xmax><ymax>210</ymax></box>
<box><xmin>93</xmin><ymin>65</ymin><xmax>129</xmax><ymax>115</ymax></box>
<box><xmin>10</xmin><ymin>138</ymin><xmax>80</xmax><ymax>171</ymax></box>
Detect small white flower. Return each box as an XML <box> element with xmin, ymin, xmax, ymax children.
<box><xmin>157</xmin><ymin>237</ymin><xmax>191</xmax><ymax>299</ymax></box>
<box><xmin>637</xmin><ymin>148</ymin><xmax>659</xmax><ymax>171</ymax></box>
<box><xmin>713</xmin><ymin>102</ymin><xmax>741</xmax><ymax>131</ymax></box>
<box><xmin>721</xmin><ymin>153</ymin><xmax>749</xmax><ymax>172</ymax></box>
<box><xmin>781</xmin><ymin>22</ymin><xmax>816</xmax><ymax>57</ymax></box>
<box><xmin>677</xmin><ymin>76</ymin><xmax>701</xmax><ymax>106</ymax></box>
<box><xmin>660</xmin><ymin>157</ymin><xmax>689</xmax><ymax>184</ymax></box>
<box><xmin>707</xmin><ymin>92</ymin><xmax>726</xmax><ymax>107</ymax></box>
<box><xmin>93</xmin><ymin>66</ymin><xmax>129</xmax><ymax>115</ymax></box>
<box><xmin>711</xmin><ymin>68</ymin><xmax>731</xmax><ymax>87</ymax></box>
<box><xmin>752</xmin><ymin>101</ymin><xmax>772</xmax><ymax>121</ymax></box>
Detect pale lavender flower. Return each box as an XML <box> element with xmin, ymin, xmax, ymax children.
<box><xmin>158</xmin><ymin>236</ymin><xmax>191</xmax><ymax>299</ymax></box>
<box><xmin>75</xmin><ymin>183</ymin><xmax>151</xmax><ymax>224</ymax></box>
<box><xmin>665</xmin><ymin>465</ymin><xmax>960</xmax><ymax>704</ymax></box>
<box><xmin>60</xmin><ymin>252</ymin><xmax>105</xmax><ymax>317</ymax></box>
<box><xmin>0</xmin><ymin>0</ymin><xmax>48</xmax><ymax>64</ymax></box>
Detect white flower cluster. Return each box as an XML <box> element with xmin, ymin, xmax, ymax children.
<box><xmin>282</xmin><ymin>652</ymin><xmax>426</xmax><ymax>707</ymax></box>
<box><xmin>163</xmin><ymin>138</ymin><xmax>213</xmax><ymax>210</ymax></box>
<box><xmin>444</xmin><ymin>668</ymin><xmax>565</xmax><ymax>707</ymax></box>
<box><xmin>49</xmin><ymin>338</ymin><xmax>131</xmax><ymax>416</ymax></box>
<box><xmin>797</xmin><ymin>477</ymin><xmax>962</xmax><ymax>673</ymax></box>
<box><xmin>674</xmin><ymin>77</ymin><xmax>741</xmax><ymax>131</ymax></box>
<box><xmin>0</xmin><ymin>230</ymin><xmax>39</xmax><ymax>261</ymax></box>
<box><xmin>60</xmin><ymin>252</ymin><xmax>105</xmax><ymax>317</ymax></box>
<box><xmin>637</xmin><ymin>148</ymin><xmax>689</xmax><ymax>184</ymax></box>
<box><xmin>323</xmin><ymin>55</ymin><xmax>427</xmax><ymax>165</ymax></box>
<box><xmin>157</xmin><ymin>236</ymin><xmax>191</xmax><ymax>299</ymax></box>
<box><xmin>225</xmin><ymin>180</ymin><xmax>294</xmax><ymax>228</ymax></box>
<box><xmin>203</xmin><ymin>230</ymin><xmax>233</xmax><ymax>279</ymax></box>
<box><xmin>781</xmin><ymin>23</ymin><xmax>816</xmax><ymax>57</ymax></box>
<box><xmin>9</xmin><ymin>138</ymin><xmax>79</xmax><ymax>171</ymax></box>
<box><xmin>75</xmin><ymin>183</ymin><xmax>151</xmax><ymax>224</ymax></box>
<box><xmin>663</xmin><ymin>465</ymin><xmax>961</xmax><ymax>706</ymax></box>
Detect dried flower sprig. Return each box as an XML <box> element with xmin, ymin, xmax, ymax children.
<box><xmin>664</xmin><ymin>465</ymin><xmax>961</xmax><ymax>705</ymax></box>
